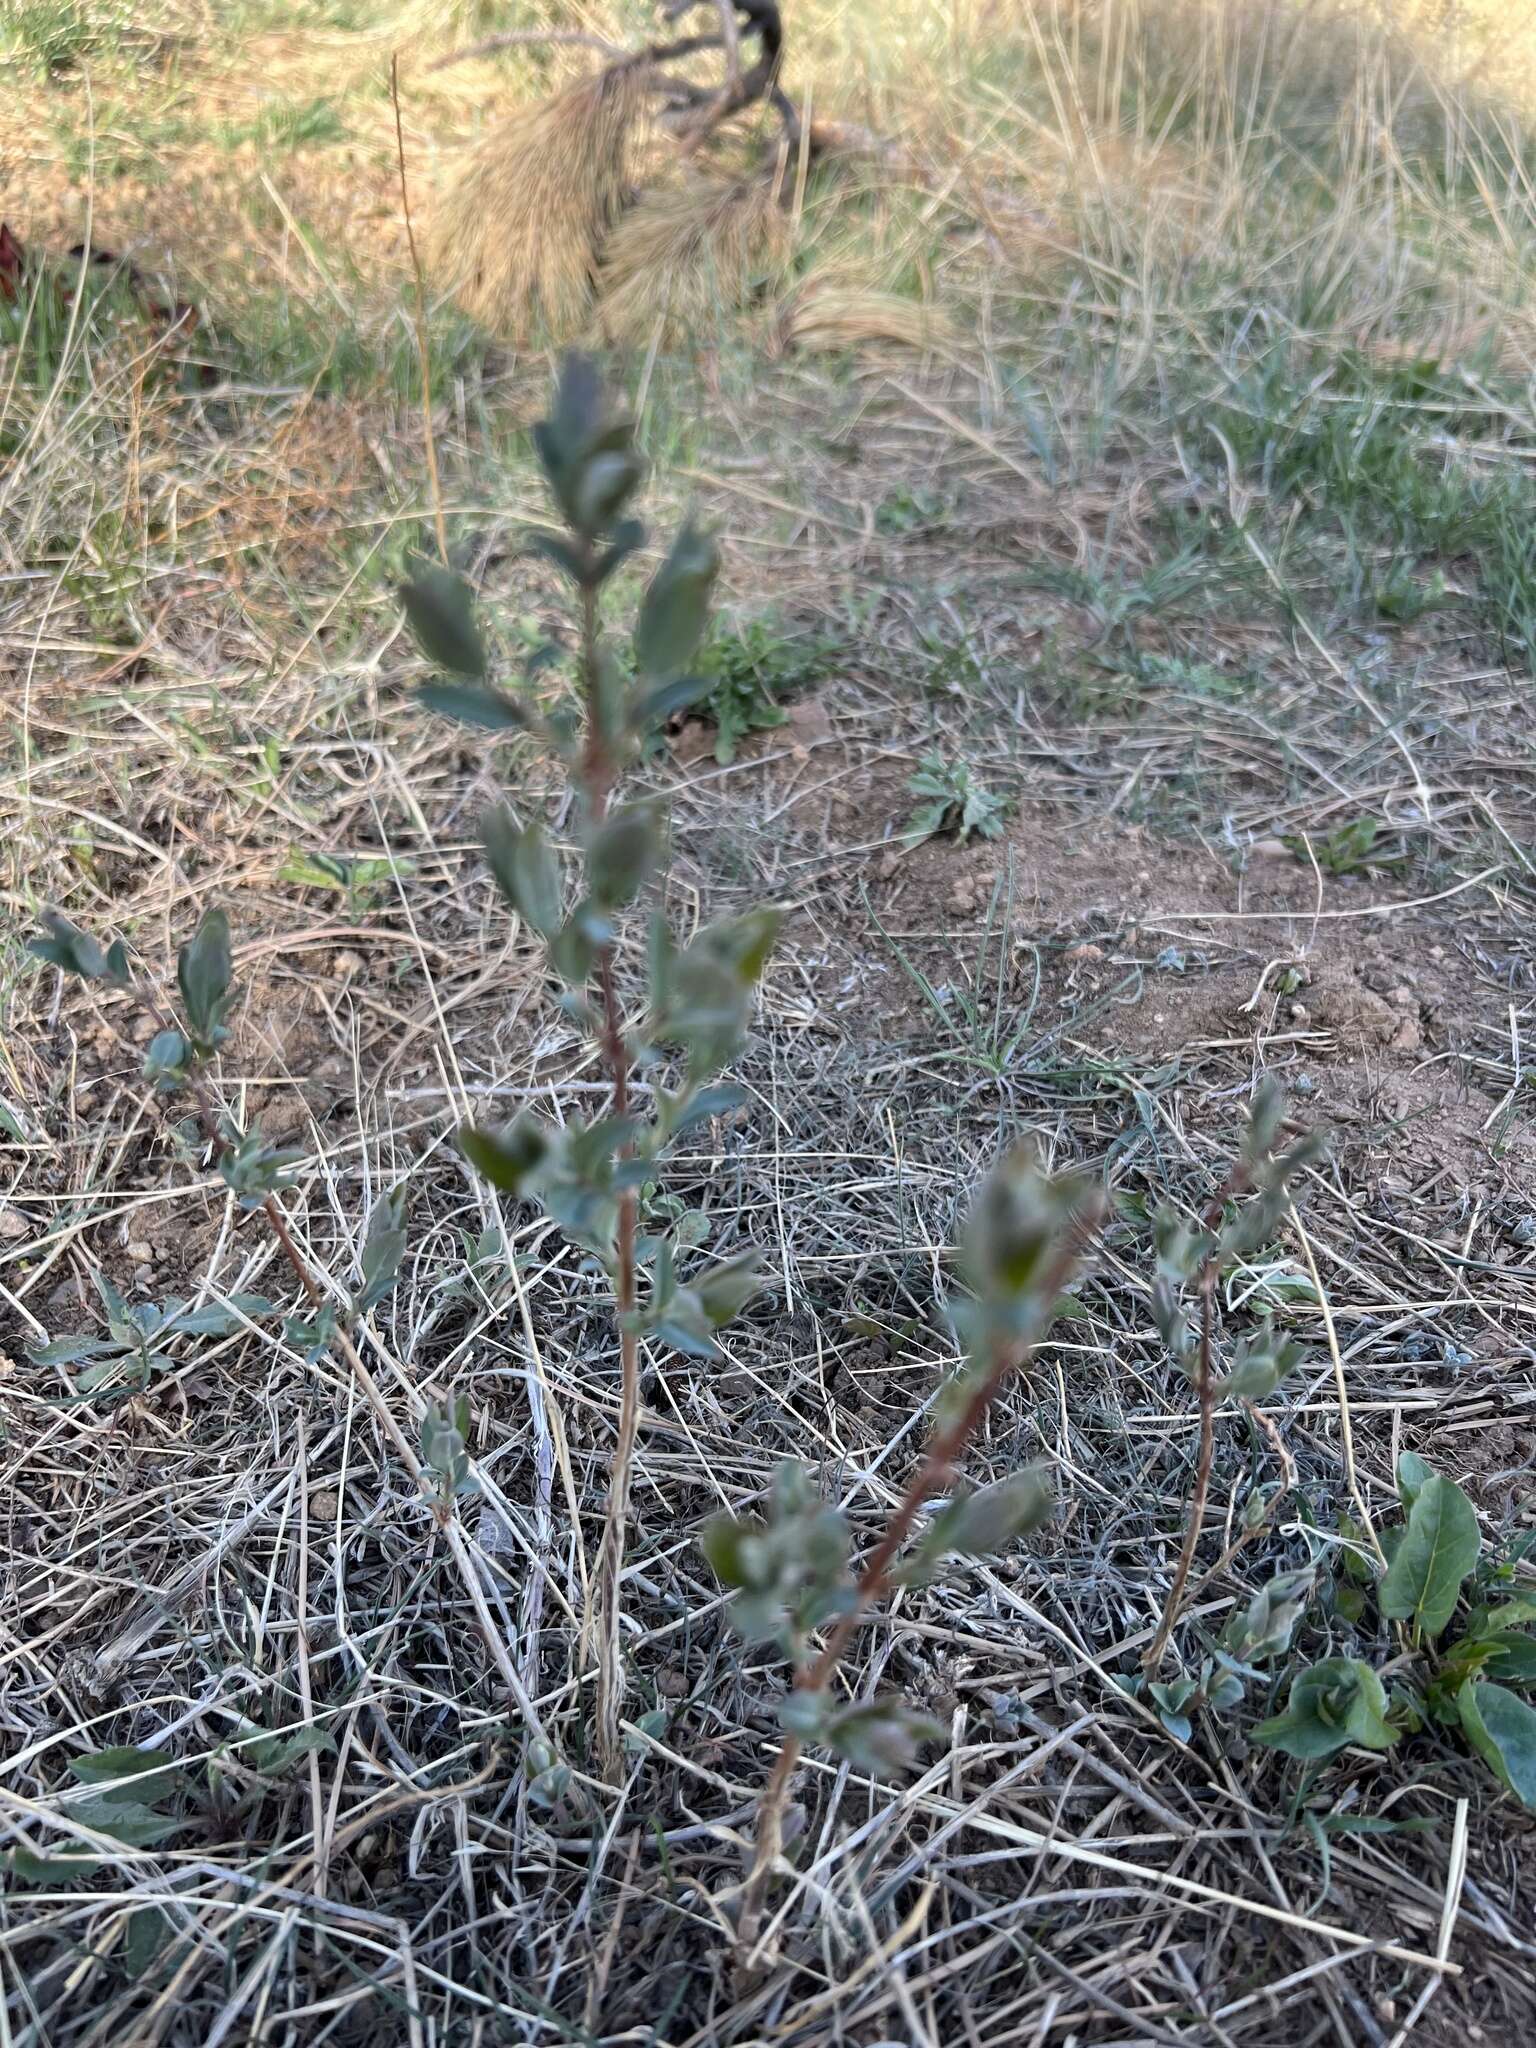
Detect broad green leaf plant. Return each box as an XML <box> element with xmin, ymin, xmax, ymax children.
<box><xmin>1256</xmin><ymin>1454</ymin><xmax>1536</xmax><ymax>1808</ymax></box>
<box><xmin>400</xmin><ymin>353</ymin><xmax>781</xmax><ymax>1780</ymax></box>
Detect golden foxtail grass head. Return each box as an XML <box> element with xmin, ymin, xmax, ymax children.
<box><xmin>428</xmin><ymin>62</ymin><xmax>650</xmax><ymax>343</ymax></box>
<box><xmin>596</xmin><ymin>167</ymin><xmax>795</xmax><ymax>343</ymax></box>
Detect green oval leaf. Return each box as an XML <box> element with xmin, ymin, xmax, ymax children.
<box><xmin>821</xmin><ymin>1700</ymin><xmax>942</xmax><ymax>1775</ymax></box>
<box><xmin>1480</xmin><ymin>1632</ymin><xmax>1536</xmax><ymax>1687</ymax></box>
<box><xmin>418</xmin><ymin>681</ymin><xmax>529</xmax><ymax>731</ymax></box>
<box><xmin>1396</xmin><ymin>1449</ymin><xmax>1434</xmax><ymax>1511</ymax></box>
<box><xmin>1253</xmin><ymin>1658</ymin><xmax>1397</xmax><ymax>1760</ymax></box>
<box><xmin>586</xmin><ymin>803</ymin><xmax>663</xmax><ymax>911</ymax></box>
<box><xmin>400</xmin><ymin>564</ymin><xmax>486</xmax><ymax>679</ymax></box>
<box><xmin>1380</xmin><ymin>1474</ymin><xmax>1480</xmax><ymax>1638</ymax></box>
<box><xmin>693</xmin><ymin>1250</ymin><xmax>766</xmax><ymax>1329</ymax></box>
<box><xmin>176</xmin><ymin>908</ymin><xmax>232</xmax><ymax>1057</ymax></box>
<box><xmin>480</xmin><ymin>805</ymin><xmax>563</xmax><ymax>936</ymax></box>
<box><xmin>635</xmin><ymin>520</ymin><xmax>719</xmax><ymax>682</ymax></box>
<box><xmin>1458</xmin><ymin>1681</ymin><xmax>1536</xmax><ymax>1808</ymax></box>
<box><xmin>461</xmin><ymin>1116</ymin><xmax>550</xmax><ymax>1195</ymax></box>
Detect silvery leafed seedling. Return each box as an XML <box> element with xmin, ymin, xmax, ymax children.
<box><xmin>1137</xmin><ymin>1080</ymin><xmax>1326</xmax><ymax>1706</ymax></box>
<box><xmin>26</xmin><ymin>906</ymin><xmax>550</xmax><ymax>1740</ymax></box>
<box><xmin>706</xmin><ymin>1141</ymin><xmax>1104</xmax><ymax>1951</ymax></box>
<box><xmin>400</xmin><ymin>352</ymin><xmax>781</xmax><ymax>1781</ymax></box>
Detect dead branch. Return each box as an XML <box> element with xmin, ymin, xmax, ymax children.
<box><xmin>428</xmin><ymin>3</ymin><xmax>800</xmax><ymax>148</ymax></box>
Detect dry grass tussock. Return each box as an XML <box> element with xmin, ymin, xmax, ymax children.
<box><xmin>598</xmin><ymin>167</ymin><xmax>797</xmax><ymax>343</ymax></box>
<box><xmin>426</xmin><ymin>60</ymin><xmax>651</xmax><ymax>342</ymax></box>
<box><xmin>772</xmin><ymin>272</ymin><xmax>961</xmax><ymax>357</ymax></box>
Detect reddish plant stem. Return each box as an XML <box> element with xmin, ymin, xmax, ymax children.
<box><xmin>594</xmin><ymin>954</ymin><xmax>641</xmax><ymax>1780</ymax></box>
<box><xmin>1141</xmin><ymin>1164</ymin><xmax>1256</xmax><ymax>1680</ymax></box>
<box><xmin>1141</xmin><ymin>1261</ymin><xmax>1217</xmax><ymax>1681</ymax></box>
<box><xmin>737</xmin><ymin>1201</ymin><xmax>1103</xmax><ymax>1959</ymax></box>
<box><xmin>1184</xmin><ymin>1399</ymin><xmax>1296</xmax><ymax>1611</ymax></box>
<box><xmin>574</xmin><ymin>568</ymin><xmax>642</xmax><ymax>1782</ymax></box>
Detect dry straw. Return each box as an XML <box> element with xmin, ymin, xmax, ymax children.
<box><xmin>773</xmin><ymin>274</ymin><xmax>959</xmax><ymax>357</ymax></box>
<box><xmin>428</xmin><ymin>62</ymin><xmax>651</xmax><ymax>342</ymax></box>
<box><xmin>597</xmin><ymin>166</ymin><xmax>795</xmax><ymax>342</ymax></box>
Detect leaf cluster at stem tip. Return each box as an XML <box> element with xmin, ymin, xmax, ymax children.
<box><xmin>399</xmin><ymin>353</ymin><xmax>783</xmax><ymax>1364</ymax></box>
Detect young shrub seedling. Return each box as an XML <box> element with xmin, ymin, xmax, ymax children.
<box><xmin>705</xmin><ymin>1142</ymin><xmax>1103</xmax><ymax>1956</ymax></box>
<box><xmin>1282</xmin><ymin>815</ymin><xmax>1400</xmax><ymax>878</ymax></box>
<box><xmin>400</xmin><ymin>353</ymin><xmax>782</xmax><ymax>1781</ymax></box>
<box><xmin>25</xmin><ymin>906</ymin><xmax>552</xmax><ymax>1746</ymax></box>
<box><xmin>1140</xmin><ymin>1082</ymin><xmax>1326</xmax><ymax>1685</ymax></box>
<box><xmin>694</xmin><ymin>615</ymin><xmax>806</xmax><ymax>764</ymax></box>
<box><xmin>27</xmin><ymin>1268</ymin><xmax>273</xmax><ymax>1407</ymax></box>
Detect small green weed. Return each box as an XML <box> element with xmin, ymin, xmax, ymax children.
<box><xmin>217</xmin><ymin>96</ymin><xmax>348</xmax><ymax>153</ymax></box>
<box><xmin>218</xmin><ymin>288</ymin><xmax>489</xmax><ymax>404</ymax></box>
<box><xmin>1031</xmin><ymin>540</ymin><xmax>1209</xmax><ymax>643</ymax></box>
<box><xmin>696</xmin><ymin>616</ymin><xmax>831</xmax><ymax>765</ymax></box>
<box><xmin>1373</xmin><ymin>559</ymin><xmax>1447</xmax><ymax>624</ymax></box>
<box><xmin>1282</xmin><ymin>815</ymin><xmax>1399</xmax><ymax>877</ymax></box>
<box><xmin>4</xmin><ymin>0</ymin><xmax>119</xmax><ymax>75</ymax></box>
<box><xmin>27</xmin><ymin>1269</ymin><xmax>272</xmax><ymax>1406</ymax></box>
<box><xmin>903</xmin><ymin>751</ymin><xmax>1007</xmax><ymax>845</ymax></box>
<box><xmin>874</xmin><ymin>484</ymin><xmax>951</xmax><ymax>537</ymax></box>
<box><xmin>862</xmin><ymin>863</ymin><xmax>1045</xmax><ymax>1077</ymax></box>
<box><xmin>1135</xmin><ymin>650</ymin><xmax>1257</xmax><ymax>701</ymax></box>
<box><xmin>278</xmin><ymin>848</ymin><xmax>416</xmax><ymax>914</ymax></box>
<box><xmin>0</xmin><ymin>257</ymin><xmax>165</xmax><ymax>405</ymax></box>
<box><xmin>1257</xmin><ymin>1456</ymin><xmax>1536</xmax><ymax>1808</ymax></box>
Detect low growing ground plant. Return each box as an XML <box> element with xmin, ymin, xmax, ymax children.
<box><xmin>1255</xmin><ymin>1455</ymin><xmax>1536</xmax><ymax>1806</ymax></box>
<box><xmin>692</xmin><ymin>614</ymin><xmax>833</xmax><ymax>764</ymax></box>
<box><xmin>24</xmin><ymin>910</ymin><xmax>553</xmax><ymax>1751</ymax></box>
<box><xmin>903</xmin><ymin>748</ymin><xmax>1007</xmax><ymax>845</ymax></box>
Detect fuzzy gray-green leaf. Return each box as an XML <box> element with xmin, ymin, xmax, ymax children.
<box><xmin>418</xmin><ymin>680</ymin><xmax>529</xmax><ymax>731</ymax></box>
<box><xmin>401</xmin><ymin>564</ymin><xmax>486</xmax><ymax>679</ymax></box>
<box><xmin>176</xmin><ymin>908</ymin><xmax>232</xmax><ymax>1056</ymax></box>
<box><xmin>481</xmin><ymin>805</ymin><xmax>563</xmax><ymax>936</ymax></box>
<box><xmin>635</xmin><ymin>521</ymin><xmax>719</xmax><ymax>681</ymax></box>
<box><xmin>586</xmin><ymin>804</ymin><xmax>662</xmax><ymax>911</ymax></box>
<box><xmin>461</xmin><ymin>1116</ymin><xmax>550</xmax><ymax>1196</ymax></box>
